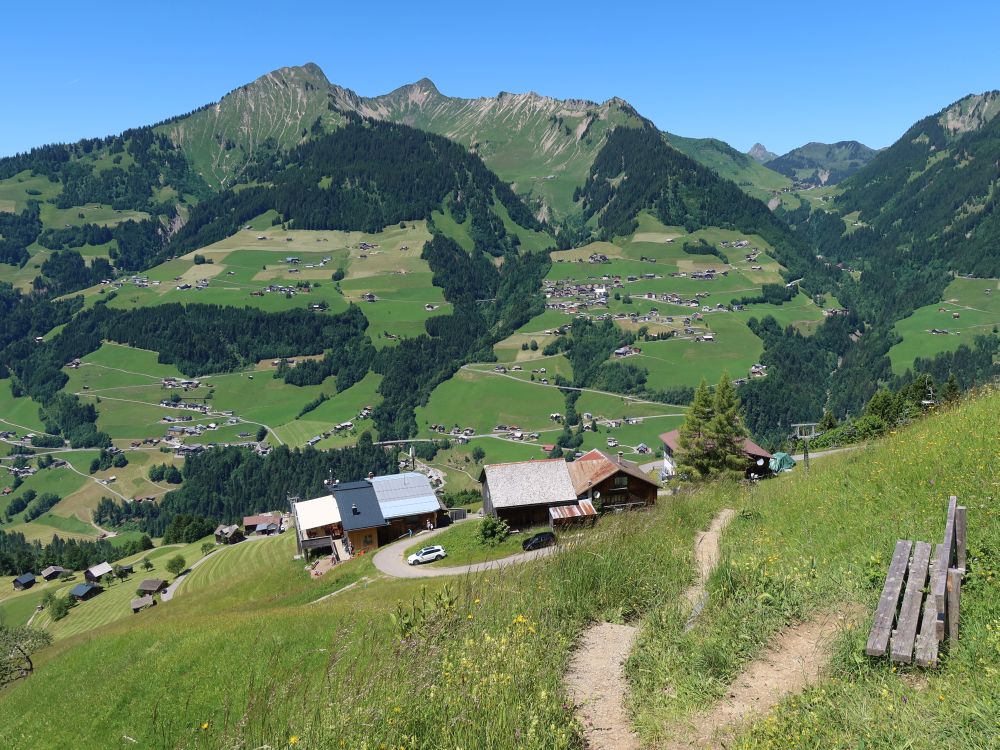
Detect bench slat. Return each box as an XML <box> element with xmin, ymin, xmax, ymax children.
<box><xmin>955</xmin><ymin>506</ymin><xmax>967</xmax><ymax>572</ymax></box>
<box><xmin>866</xmin><ymin>539</ymin><xmax>912</xmax><ymax>657</ymax></box>
<box><xmin>932</xmin><ymin>497</ymin><xmax>958</xmax><ymax>615</ymax></box>
<box><xmin>890</xmin><ymin>541</ymin><xmax>932</xmax><ymax>663</ymax></box>
<box><xmin>915</xmin><ymin>550</ymin><xmax>940</xmax><ymax>668</ymax></box>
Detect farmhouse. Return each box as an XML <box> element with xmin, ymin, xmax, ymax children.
<box><xmin>369</xmin><ymin>472</ymin><xmax>443</xmax><ymax>540</ymax></box>
<box><xmin>480</xmin><ymin>459</ymin><xmax>578</xmax><ymax>528</ymax></box>
<box><xmin>131</xmin><ymin>594</ymin><xmax>156</xmax><ymax>613</ymax></box>
<box><xmin>332</xmin><ymin>480</ymin><xmax>387</xmax><ymax>556</ymax></box>
<box><xmin>214</xmin><ymin>524</ymin><xmax>244</xmax><ymax>545</ymax></box>
<box><xmin>480</xmin><ymin>452</ymin><xmax>657</xmax><ymax>528</ymax></box>
<box><xmin>566</xmin><ymin>449</ymin><xmax>659</xmax><ymax>512</ymax></box>
<box><xmin>242</xmin><ymin>514</ymin><xmax>281</xmax><ymax>536</ymax></box>
<box><xmin>293</xmin><ymin>493</ymin><xmax>344</xmax><ymax>557</ymax></box>
<box><xmin>40</xmin><ymin>565</ymin><xmax>66</xmax><ymax>580</ymax></box>
<box><xmin>293</xmin><ymin>472</ymin><xmax>444</xmax><ymax>559</ymax></box>
<box><xmin>135</xmin><ymin>579</ymin><xmax>168</xmax><ymax>596</ymax></box>
<box><xmin>659</xmin><ymin>429</ymin><xmax>773</xmax><ymax>479</ymax></box>
<box><xmin>70</xmin><ymin>582</ymin><xmax>102</xmax><ymax>601</ymax></box>
<box><xmin>13</xmin><ymin>573</ymin><xmax>35</xmax><ymax>590</ymax></box>
<box><xmin>84</xmin><ymin>561</ymin><xmax>113</xmax><ymax>583</ymax></box>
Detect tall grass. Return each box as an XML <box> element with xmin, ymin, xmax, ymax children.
<box><xmin>628</xmin><ymin>387</ymin><xmax>1000</xmax><ymax>749</ymax></box>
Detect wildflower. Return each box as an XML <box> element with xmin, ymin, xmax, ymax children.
<box><xmin>289</xmin><ymin>737</ymin><xmax>300</xmax><ymax>746</ymax></box>
<box><xmin>200</xmin><ymin>723</ymin><xmax>209</xmax><ymax>731</ymax></box>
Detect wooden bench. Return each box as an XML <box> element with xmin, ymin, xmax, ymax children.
<box><xmin>866</xmin><ymin>496</ymin><xmax>967</xmax><ymax>667</ymax></box>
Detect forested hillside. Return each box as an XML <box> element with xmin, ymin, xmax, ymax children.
<box><xmin>837</xmin><ymin>91</ymin><xmax>1000</xmax><ymax>278</ymax></box>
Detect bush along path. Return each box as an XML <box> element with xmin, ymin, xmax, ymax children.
<box><xmin>563</xmin><ymin>508</ymin><xmax>736</xmax><ymax>750</ymax></box>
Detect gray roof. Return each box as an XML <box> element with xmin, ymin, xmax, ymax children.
<box><xmin>370</xmin><ymin>472</ymin><xmax>442</xmax><ymax>519</ymax></box>
<box><xmin>131</xmin><ymin>594</ymin><xmax>155</xmax><ymax>610</ymax></box>
<box><xmin>40</xmin><ymin>565</ymin><xmax>65</xmax><ymax>577</ymax></box>
<box><xmin>86</xmin><ymin>561</ymin><xmax>113</xmax><ymax>578</ymax></box>
<box><xmin>137</xmin><ymin>578</ymin><xmax>166</xmax><ymax>593</ymax></box>
<box><xmin>482</xmin><ymin>459</ymin><xmax>578</xmax><ymax>509</ymax></box>
<box><xmin>14</xmin><ymin>573</ymin><xmax>35</xmax><ymax>585</ymax></box>
<box><xmin>333</xmin><ymin>481</ymin><xmax>387</xmax><ymax>532</ymax></box>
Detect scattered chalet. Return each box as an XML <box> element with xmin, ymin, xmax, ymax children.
<box><xmin>242</xmin><ymin>514</ymin><xmax>281</xmax><ymax>536</ymax></box>
<box><xmin>84</xmin><ymin>561</ymin><xmax>113</xmax><ymax>583</ymax></box>
<box><xmin>214</xmin><ymin>524</ymin><xmax>244</xmax><ymax>545</ymax></box>
<box><xmin>480</xmin><ymin>449</ymin><xmax>659</xmax><ymax>528</ymax></box>
<box><xmin>293</xmin><ymin>472</ymin><xmax>444</xmax><ymax>559</ymax></box>
<box><xmin>135</xmin><ymin>578</ymin><xmax>168</xmax><ymax>596</ymax></box>
<box><xmin>70</xmin><ymin>582</ymin><xmax>101</xmax><ymax>601</ymax></box>
<box><xmin>659</xmin><ymin>429</ymin><xmax>773</xmax><ymax>479</ymax></box>
<box><xmin>131</xmin><ymin>594</ymin><xmax>156</xmax><ymax>613</ymax></box>
<box><xmin>13</xmin><ymin>573</ymin><xmax>35</xmax><ymax>590</ymax></box>
<box><xmin>40</xmin><ymin>565</ymin><xmax>66</xmax><ymax>581</ymax></box>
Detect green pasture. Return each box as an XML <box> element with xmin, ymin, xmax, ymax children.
<box><xmin>272</xmin><ymin>372</ymin><xmax>383</xmax><ymax>448</ymax></box>
<box><xmin>0</xmin><ymin>379</ymin><xmax>47</xmax><ymax>433</ymax></box>
<box><xmin>415</xmin><ymin>368</ymin><xmax>566</xmax><ymax>436</ymax></box>
<box><xmin>630</xmin><ymin>316</ymin><xmax>764</xmax><ymax>389</ymax></box>
<box><xmin>888</xmin><ymin>277</ymin><xmax>1000</xmax><ymax>374</ymax></box>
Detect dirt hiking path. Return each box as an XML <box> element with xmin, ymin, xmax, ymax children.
<box><xmin>565</xmin><ymin>509</ymin><xmax>735</xmax><ymax>750</ymax></box>
<box><xmin>663</xmin><ymin>608</ymin><xmax>858</xmax><ymax>750</ymax></box>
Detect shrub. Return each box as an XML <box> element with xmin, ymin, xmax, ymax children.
<box><xmin>475</xmin><ymin>515</ymin><xmax>510</xmax><ymax>547</ymax></box>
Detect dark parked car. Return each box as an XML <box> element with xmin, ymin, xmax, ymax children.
<box><xmin>522</xmin><ymin>531</ymin><xmax>557</xmax><ymax>551</ymax></box>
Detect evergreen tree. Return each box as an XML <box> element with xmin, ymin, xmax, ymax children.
<box><xmin>941</xmin><ymin>372</ymin><xmax>960</xmax><ymax>402</ymax></box>
<box><xmin>677</xmin><ymin>379</ymin><xmax>716</xmax><ymax>479</ymax></box>
<box><xmin>818</xmin><ymin>409</ymin><xmax>838</xmax><ymax>432</ymax></box>
<box><xmin>706</xmin><ymin>372</ymin><xmax>750</xmax><ymax>478</ymax></box>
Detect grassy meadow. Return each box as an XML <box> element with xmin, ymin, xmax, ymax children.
<box><xmin>0</xmin><ymin>388</ymin><xmax>996</xmax><ymax>748</ymax></box>
<box><xmin>888</xmin><ymin>277</ymin><xmax>1000</xmax><ymax>374</ymax></box>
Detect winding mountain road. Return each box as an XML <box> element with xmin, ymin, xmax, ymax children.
<box><xmin>371</xmin><ymin>523</ymin><xmax>555</xmax><ymax>578</ymax></box>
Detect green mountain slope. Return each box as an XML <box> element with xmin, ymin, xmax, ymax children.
<box><xmin>157</xmin><ymin>63</ymin><xmax>350</xmax><ymax>189</ymax></box>
<box><xmin>356</xmin><ymin>80</ymin><xmax>644</xmax><ymax>223</ymax></box>
<box><xmin>765</xmin><ymin>140</ymin><xmax>877</xmax><ymax>185</ymax></box>
<box><xmin>836</xmin><ymin>91</ymin><xmax>1000</xmax><ymax>278</ymax></box>
<box><xmin>663</xmin><ymin>132</ymin><xmax>791</xmax><ymax>198</ymax></box>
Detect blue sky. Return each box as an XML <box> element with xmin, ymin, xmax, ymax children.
<box><xmin>4</xmin><ymin>1</ymin><xmax>999</xmax><ymax>157</ymax></box>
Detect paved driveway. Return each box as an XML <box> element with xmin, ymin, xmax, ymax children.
<box><xmin>371</xmin><ymin>524</ymin><xmax>555</xmax><ymax>578</ymax></box>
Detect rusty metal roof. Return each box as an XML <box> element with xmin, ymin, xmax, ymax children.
<box><xmin>548</xmin><ymin>500</ymin><xmax>598</xmax><ymax>521</ymax></box>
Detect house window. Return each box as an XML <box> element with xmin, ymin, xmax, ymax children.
<box><xmin>613</xmin><ymin>475</ymin><xmax>628</xmax><ymax>489</ymax></box>
<box><xmin>363</xmin><ymin>534</ymin><xmax>373</xmax><ymax>547</ymax></box>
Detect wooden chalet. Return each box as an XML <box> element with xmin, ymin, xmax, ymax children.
<box><xmin>84</xmin><ymin>561</ymin><xmax>113</xmax><ymax>583</ymax></box>
<box><xmin>659</xmin><ymin>429</ymin><xmax>773</xmax><ymax>479</ymax></box>
<box><xmin>135</xmin><ymin>578</ymin><xmax>168</xmax><ymax>596</ymax></box>
<box><xmin>567</xmin><ymin>449</ymin><xmax>658</xmax><ymax>512</ymax></box>
<box><xmin>70</xmin><ymin>582</ymin><xmax>101</xmax><ymax>601</ymax></box>
<box><xmin>481</xmin><ymin>451</ymin><xmax>659</xmax><ymax>529</ymax></box>
<box><xmin>242</xmin><ymin>514</ymin><xmax>281</xmax><ymax>536</ymax></box>
<box><xmin>40</xmin><ymin>565</ymin><xmax>66</xmax><ymax>581</ymax></box>
<box><xmin>13</xmin><ymin>573</ymin><xmax>35</xmax><ymax>591</ymax></box>
<box><xmin>131</xmin><ymin>594</ymin><xmax>156</xmax><ymax>613</ymax></box>
<box><xmin>481</xmin><ymin>459</ymin><xmax>579</xmax><ymax>528</ymax></box>
<box><xmin>214</xmin><ymin>524</ymin><xmax>244</xmax><ymax>545</ymax></box>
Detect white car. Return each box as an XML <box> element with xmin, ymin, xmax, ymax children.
<box><xmin>407</xmin><ymin>545</ymin><xmax>447</xmax><ymax>565</ymax></box>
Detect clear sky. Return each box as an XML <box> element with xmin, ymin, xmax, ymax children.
<box><xmin>4</xmin><ymin>0</ymin><xmax>999</xmax><ymax>158</ymax></box>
